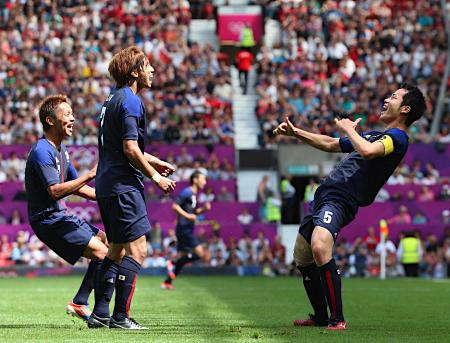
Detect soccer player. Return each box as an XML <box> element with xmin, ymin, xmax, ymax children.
<box><xmin>273</xmin><ymin>84</ymin><xmax>425</xmax><ymax>330</ymax></box>
<box><xmin>88</xmin><ymin>46</ymin><xmax>176</xmax><ymax>330</ymax></box>
<box><xmin>161</xmin><ymin>170</ymin><xmax>211</xmax><ymax>289</ymax></box>
<box><xmin>25</xmin><ymin>94</ymin><xmax>109</xmax><ymax>322</ymax></box>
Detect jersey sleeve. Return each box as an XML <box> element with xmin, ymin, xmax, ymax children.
<box><xmin>339</xmin><ymin>136</ymin><xmax>354</xmax><ymax>153</ymax></box>
<box><xmin>121</xmin><ymin>95</ymin><xmax>142</xmax><ymax>140</ymax></box>
<box><xmin>31</xmin><ymin>149</ymin><xmax>60</xmax><ymax>188</ymax></box>
<box><xmin>377</xmin><ymin>128</ymin><xmax>409</xmax><ymax>156</ymax></box>
<box><xmin>67</xmin><ymin>162</ymin><xmax>78</xmax><ymax>181</ymax></box>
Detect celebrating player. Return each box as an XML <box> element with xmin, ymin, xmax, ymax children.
<box><xmin>25</xmin><ymin>95</ymin><xmax>109</xmax><ymax>322</ymax></box>
<box><xmin>161</xmin><ymin>170</ymin><xmax>211</xmax><ymax>290</ymax></box>
<box><xmin>273</xmin><ymin>84</ymin><xmax>426</xmax><ymax>330</ymax></box>
<box><xmin>88</xmin><ymin>46</ymin><xmax>176</xmax><ymax>330</ymax></box>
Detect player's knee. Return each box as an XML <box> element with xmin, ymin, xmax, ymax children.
<box><xmin>294</xmin><ymin>252</ymin><xmax>314</xmax><ymax>269</ymax></box>
<box><xmin>311</xmin><ymin>241</ymin><xmax>326</xmax><ymax>259</ymax></box>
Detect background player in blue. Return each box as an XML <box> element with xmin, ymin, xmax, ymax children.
<box><xmin>25</xmin><ymin>94</ymin><xmax>109</xmax><ymax>323</ymax></box>
<box><xmin>273</xmin><ymin>84</ymin><xmax>426</xmax><ymax>330</ymax></box>
<box><xmin>161</xmin><ymin>171</ymin><xmax>211</xmax><ymax>290</ymax></box>
<box><xmin>89</xmin><ymin>46</ymin><xmax>176</xmax><ymax>330</ymax></box>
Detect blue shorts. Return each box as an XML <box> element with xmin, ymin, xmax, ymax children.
<box><xmin>176</xmin><ymin>226</ymin><xmax>199</xmax><ymax>252</ymax></box>
<box><xmin>31</xmin><ymin>212</ymin><xmax>99</xmax><ymax>265</ymax></box>
<box><xmin>299</xmin><ymin>192</ymin><xmax>358</xmax><ymax>243</ymax></box>
<box><xmin>98</xmin><ymin>189</ymin><xmax>151</xmax><ymax>244</ymax></box>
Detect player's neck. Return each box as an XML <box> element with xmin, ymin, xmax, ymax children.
<box><xmin>190</xmin><ymin>185</ymin><xmax>198</xmax><ymax>194</ymax></box>
<box><xmin>385</xmin><ymin>119</ymin><xmax>408</xmax><ymax>132</ymax></box>
<box><xmin>129</xmin><ymin>82</ymin><xmax>138</xmax><ymax>94</ymax></box>
<box><xmin>44</xmin><ymin>131</ymin><xmax>63</xmax><ymax>151</ymax></box>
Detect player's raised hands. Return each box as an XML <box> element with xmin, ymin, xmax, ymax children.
<box><xmin>273</xmin><ymin>117</ymin><xmax>297</xmax><ymax>137</ymax></box>
<box><xmin>153</xmin><ymin>175</ymin><xmax>176</xmax><ymax>194</ymax></box>
<box><xmin>154</xmin><ymin>160</ymin><xmax>176</xmax><ymax>177</ymax></box>
<box><xmin>334</xmin><ymin>117</ymin><xmax>362</xmax><ymax>133</ymax></box>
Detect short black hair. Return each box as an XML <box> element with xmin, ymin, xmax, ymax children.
<box><xmin>38</xmin><ymin>94</ymin><xmax>69</xmax><ymax>132</ymax></box>
<box><xmin>190</xmin><ymin>170</ymin><xmax>204</xmax><ymax>185</ymax></box>
<box><xmin>399</xmin><ymin>83</ymin><xmax>426</xmax><ymax>127</ymax></box>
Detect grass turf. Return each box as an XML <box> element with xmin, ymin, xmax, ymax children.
<box><xmin>0</xmin><ymin>276</ymin><xmax>449</xmax><ymax>342</ymax></box>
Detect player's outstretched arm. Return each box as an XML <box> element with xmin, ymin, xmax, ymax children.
<box><xmin>334</xmin><ymin>118</ymin><xmax>385</xmax><ymax>159</ymax></box>
<box><xmin>144</xmin><ymin>152</ymin><xmax>176</xmax><ymax>176</ymax></box>
<box><xmin>47</xmin><ymin>166</ymin><xmax>96</xmax><ymax>200</ymax></box>
<box><xmin>123</xmin><ymin>140</ymin><xmax>176</xmax><ymax>193</ymax></box>
<box><xmin>273</xmin><ymin>117</ymin><xmax>342</xmax><ymax>152</ymax></box>
<box><xmin>74</xmin><ymin>185</ymin><xmax>96</xmax><ymax>201</ymax></box>
<box><xmin>172</xmin><ymin>203</ymin><xmax>196</xmax><ymax>222</ymax></box>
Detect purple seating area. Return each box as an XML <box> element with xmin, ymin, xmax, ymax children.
<box><xmin>304</xmin><ymin>201</ymin><xmax>450</xmax><ymax>242</ymax></box>
<box><xmin>0</xmin><ymin>180</ymin><xmax>237</xmax><ymax>202</ymax></box>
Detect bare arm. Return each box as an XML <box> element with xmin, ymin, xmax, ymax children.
<box><xmin>195</xmin><ymin>202</ymin><xmax>211</xmax><ymax>215</ymax></box>
<box><xmin>273</xmin><ymin>117</ymin><xmax>342</xmax><ymax>152</ymax></box>
<box><xmin>334</xmin><ymin>118</ymin><xmax>385</xmax><ymax>159</ymax></box>
<box><xmin>74</xmin><ymin>185</ymin><xmax>96</xmax><ymax>201</ymax></box>
<box><xmin>47</xmin><ymin>168</ymin><xmax>95</xmax><ymax>201</ymax></box>
<box><xmin>172</xmin><ymin>203</ymin><xmax>196</xmax><ymax>221</ymax></box>
<box><xmin>143</xmin><ymin>152</ymin><xmax>176</xmax><ymax>176</ymax></box>
<box><xmin>123</xmin><ymin>140</ymin><xmax>176</xmax><ymax>192</ymax></box>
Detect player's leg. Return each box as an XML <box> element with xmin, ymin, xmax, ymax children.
<box><xmin>89</xmin><ymin>243</ymin><xmax>124</xmax><ymax>328</ymax></box>
<box><xmin>311</xmin><ymin>226</ymin><xmax>346</xmax><ymax>329</ymax></box>
<box><xmin>163</xmin><ymin>233</ymin><xmax>202</xmax><ymax>287</ymax></box>
<box><xmin>293</xmin><ymin>233</ymin><xmax>328</xmax><ymax>327</ymax></box>
<box><xmin>110</xmin><ymin>235</ymin><xmax>147</xmax><ymax>329</ymax></box>
<box><xmin>70</xmin><ymin>232</ymin><xmax>108</xmax><ymax>319</ymax></box>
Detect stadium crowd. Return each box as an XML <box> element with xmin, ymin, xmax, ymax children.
<box><xmin>255</xmin><ymin>0</ymin><xmax>449</xmax><ymax>147</ymax></box>
<box><xmin>0</xmin><ymin>0</ymin><xmax>234</xmax><ymax>146</ymax></box>
<box><xmin>2</xmin><ymin>225</ymin><xmax>450</xmax><ymax>279</ymax></box>
<box><xmin>0</xmin><ymin>147</ymin><xmax>235</xmax><ymax>183</ymax></box>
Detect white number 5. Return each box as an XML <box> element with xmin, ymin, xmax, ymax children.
<box><xmin>323</xmin><ymin>211</ymin><xmax>333</xmax><ymax>224</ymax></box>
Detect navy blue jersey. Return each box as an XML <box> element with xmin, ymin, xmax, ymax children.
<box><xmin>96</xmin><ymin>87</ymin><xmax>146</xmax><ymax>198</ymax></box>
<box><xmin>176</xmin><ymin>187</ymin><xmax>197</xmax><ymax>229</ymax></box>
<box><xmin>25</xmin><ymin>137</ymin><xmax>77</xmax><ymax>223</ymax></box>
<box><xmin>320</xmin><ymin>128</ymin><xmax>409</xmax><ymax>207</ymax></box>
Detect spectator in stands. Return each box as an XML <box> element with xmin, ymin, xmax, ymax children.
<box><xmin>439</xmin><ymin>185</ymin><xmax>450</xmax><ymax>201</ymax></box>
<box><xmin>9</xmin><ymin>209</ymin><xmax>22</xmax><ymax>225</ymax></box>
<box><xmin>265</xmin><ymin>190</ymin><xmax>282</xmax><ymax>223</ymax></box>
<box><xmin>387</xmin><ymin>168</ymin><xmax>406</xmax><ymax>185</ymax></box>
<box><xmin>280</xmin><ymin>175</ymin><xmax>296</xmax><ymax>222</ymax></box>
<box><xmin>237</xmin><ymin>208</ymin><xmax>254</xmax><ymax>229</ymax></box>
<box><xmin>144</xmin><ymin>249</ymin><xmax>166</xmax><ymax>268</ymax></box>
<box><xmin>388</xmin><ymin>205</ymin><xmax>412</xmax><ymax>225</ymax></box>
<box><xmin>13</xmin><ymin>184</ymin><xmax>27</xmax><ymax>201</ymax></box>
<box><xmin>442</xmin><ymin>210</ymin><xmax>450</xmax><ymax>225</ymax></box>
<box><xmin>252</xmin><ymin>231</ymin><xmax>269</xmax><ymax>258</ymax></box>
<box><xmin>213</xmin><ymin>76</ymin><xmax>233</xmax><ymax>103</ymax></box>
<box><xmin>417</xmin><ymin>186</ymin><xmax>435</xmax><ymax>202</ymax></box>
<box><xmin>375</xmin><ymin>234</ymin><xmax>397</xmax><ymax>277</ymax></box>
<box><xmin>364</xmin><ymin>227</ymin><xmax>379</xmax><ymax>253</ymax></box>
<box><xmin>257</xmin><ymin>175</ymin><xmax>272</xmax><ymax>219</ymax></box>
<box><xmin>176</xmin><ymin>147</ymin><xmax>194</xmax><ymax>167</ymax></box>
<box><xmin>304</xmin><ymin>178</ymin><xmax>319</xmax><ymax>203</ymax></box>
<box><xmin>412</xmin><ymin>211</ymin><xmax>428</xmax><ymax>225</ymax></box>
<box><xmin>208</xmin><ymin>233</ymin><xmax>227</xmax><ymax>262</ymax></box>
<box><xmin>163</xmin><ymin>229</ymin><xmax>177</xmax><ymax>256</ymax></box>
<box><xmin>198</xmin><ymin>186</ymin><xmax>215</xmax><ymax>203</ymax></box>
<box><xmin>397</xmin><ymin>231</ymin><xmax>422</xmax><ymax>277</ymax></box>
<box><xmin>217</xmin><ymin>186</ymin><xmax>234</xmax><ymax>202</ymax></box>
<box><xmin>374</xmin><ymin>187</ymin><xmax>390</xmax><ymax>202</ymax></box>
<box><xmin>150</xmin><ymin>222</ymin><xmax>163</xmax><ymax>250</ymax></box>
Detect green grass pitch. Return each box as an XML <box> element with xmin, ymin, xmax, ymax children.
<box><xmin>0</xmin><ymin>276</ymin><xmax>449</xmax><ymax>342</ymax></box>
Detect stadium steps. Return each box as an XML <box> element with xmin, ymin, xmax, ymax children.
<box><xmin>232</xmin><ymin>66</ymin><xmax>260</xmax><ymax>149</ymax></box>
<box><xmin>188</xmin><ymin>20</ymin><xmax>218</xmax><ymax>50</ymax></box>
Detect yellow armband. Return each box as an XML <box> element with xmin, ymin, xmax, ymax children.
<box><xmin>378</xmin><ymin>135</ymin><xmax>394</xmax><ymax>156</ymax></box>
